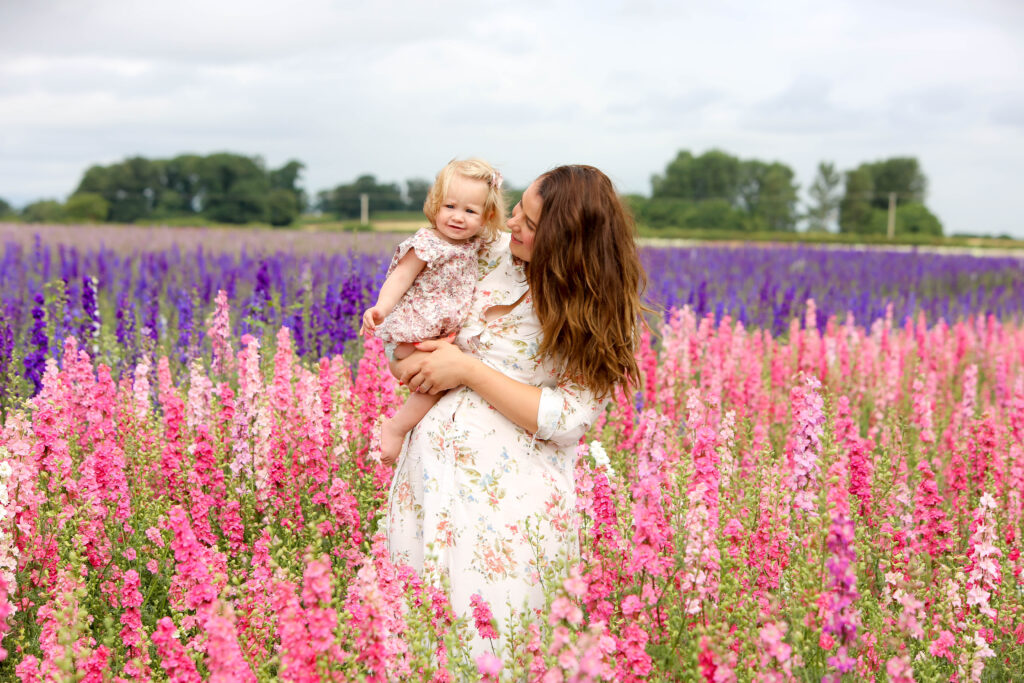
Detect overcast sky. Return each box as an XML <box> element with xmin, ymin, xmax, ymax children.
<box><xmin>2</xmin><ymin>0</ymin><xmax>1023</xmax><ymax>236</ymax></box>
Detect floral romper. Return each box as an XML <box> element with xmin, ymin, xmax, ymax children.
<box><xmin>374</xmin><ymin>228</ymin><xmax>482</xmax><ymax>356</ymax></box>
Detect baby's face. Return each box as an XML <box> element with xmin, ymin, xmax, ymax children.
<box><xmin>434</xmin><ymin>174</ymin><xmax>488</xmax><ymax>243</ymax></box>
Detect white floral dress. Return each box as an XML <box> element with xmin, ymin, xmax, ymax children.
<box><xmin>385</xmin><ymin>233</ymin><xmax>606</xmax><ymax>657</ymax></box>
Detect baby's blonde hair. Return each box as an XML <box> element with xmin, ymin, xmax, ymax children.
<box><xmin>423</xmin><ymin>158</ymin><xmax>506</xmax><ymax>241</ymax></box>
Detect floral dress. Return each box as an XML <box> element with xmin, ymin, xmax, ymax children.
<box><xmin>385</xmin><ymin>233</ymin><xmax>606</xmax><ymax>657</ymax></box>
<box><xmin>375</xmin><ymin>227</ymin><xmax>482</xmax><ymax>346</ymax></box>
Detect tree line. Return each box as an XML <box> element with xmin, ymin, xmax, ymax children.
<box><xmin>629</xmin><ymin>150</ymin><xmax>942</xmax><ymax>236</ymax></box>
<box><xmin>0</xmin><ymin>149</ymin><xmax>943</xmax><ymax>235</ymax></box>
<box><xmin>2</xmin><ymin>154</ymin><xmax>307</xmax><ymax>226</ymax></box>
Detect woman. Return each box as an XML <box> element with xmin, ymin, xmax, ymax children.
<box><xmin>386</xmin><ymin>165</ymin><xmax>648</xmax><ymax>656</ymax></box>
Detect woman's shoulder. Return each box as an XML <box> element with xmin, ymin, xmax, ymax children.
<box><xmin>476</xmin><ymin>233</ymin><xmax>516</xmax><ymax>274</ymax></box>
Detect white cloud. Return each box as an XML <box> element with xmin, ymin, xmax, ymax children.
<box><xmin>0</xmin><ymin>0</ymin><xmax>1022</xmax><ymax>236</ymax></box>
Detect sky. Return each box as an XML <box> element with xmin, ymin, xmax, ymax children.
<box><xmin>1</xmin><ymin>0</ymin><xmax>1023</xmax><ymax>236</ymax></box>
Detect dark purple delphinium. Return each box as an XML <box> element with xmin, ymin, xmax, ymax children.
<box><xmin>251</xmin><ymin>259</ymin><xmax>273</xmax><ymax>327</ymax></box>
<box><xmin>115</xmin><ymin>290</ymin><xmax>136</xmax><ymax>366</ymax></box>
<box><xmin>0</xmin><ymin>306</ymin><xmax>13</xmax><ymax>387</ymax></box>
<box><xmin>32</xmin><ymin>234</ymin><xmax>52</xmax><ymax>282</ymax></box>
<box><xmin>80</xmin><ymin>275</ymin><xmax>100</xmax><ymax>348</ymax></box>
<box><xmin>336</xmin><ymin>271</ymin><xmax>365</xmax><ymax>347</ymax></box>
<box><xmin>308</xmin><ymin>290</ymin><xmax>328</xmax><ymax>359</ymax></box>
<box><xmin>24</xmin><ymin>292</ymin><xmax>48</xmax><ymax>393</ymax></box>
<box><xmin>175</xmin><ymin>288</ymin><xmax>194</xmax><ymax>366</ymax></box>
<box><xmin>141</xmin><ymin>277</ymin><xmax>160</xmax><ymax>350</ymax></box>
<box><xmin>640</xmin><ymin>244</ymin><xmax>1024</xmax><ymax>332</ymax></box>
<box><xmin>289</xmin><ymin>309</ymin><xmax>307</xmax><ymax>358</ymax></box>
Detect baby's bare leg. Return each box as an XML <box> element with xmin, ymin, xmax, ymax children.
<box><xmin>391</xmin><ymin>342</ymin><xmax>417</xmax><ymax>361</ymax></box>
<box><xmin>381</xmin><ymin>390</ymin><xmax>442</xmax><ymax>465</ymax></box>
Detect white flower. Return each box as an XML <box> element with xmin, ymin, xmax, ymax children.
<box><xmin>589</xmin><ymin>440</ymin><xmax>609</xmax><ymax>467</ymax></box>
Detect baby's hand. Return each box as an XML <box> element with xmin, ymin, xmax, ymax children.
<box><xmin>360</xmin><ymin>307</ymin><xmax>384</xmax><ymax>337</ymax></box>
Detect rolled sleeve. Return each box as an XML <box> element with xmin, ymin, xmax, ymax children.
<box><xmin>533</xmin><ymin>381</ymin><xmax>608</xmax><ymax>447</ymax></box>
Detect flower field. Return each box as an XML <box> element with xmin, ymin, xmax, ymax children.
<box><xmin>0</xmin><ymin>228</ymin><xmax>1023</xmax><ymax>680</ymax></box>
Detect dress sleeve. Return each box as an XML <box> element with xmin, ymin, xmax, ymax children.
<box><xmin>534</xmin><ymin>379</ymin><xmax>608</xmax><ymax>448</ymax></box>
<box><xmin>397</xmin><ymin>228</ymin><xmax>448</xmax><ymax>269</ymax></box>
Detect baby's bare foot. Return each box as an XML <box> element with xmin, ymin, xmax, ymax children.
<box><xmin>380</xmin><ymin>420</ymin><xmax>405</xmax><ymax>466</ymax></box>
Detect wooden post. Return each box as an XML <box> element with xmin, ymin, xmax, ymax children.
<box><xmin>360</xmin><ymin>193</ymin><xmax>369</xmax><ymax>226</ymax></box>
<box><xmin>887</xmin><ymin>192</ymin><xmax>896</xmax><ymax>239</ymax></box>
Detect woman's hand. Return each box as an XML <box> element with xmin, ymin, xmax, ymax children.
<box><xmin>398</xmin><ymin>339</ymin><xmax>473</xmax><ymax>395</ymax></box>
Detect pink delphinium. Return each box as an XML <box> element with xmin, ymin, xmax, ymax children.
<box><xmin>302</xmin><ymin>557</ymin><xmax>339</xmax><ymax>660</ymax></box>
<box><xmin>911</xmin><ymin>372</ymin><xmax>937</xmax><ymax>445</ymax></box>
<box><xmin>166</xmin><ymin>505</ymin><xmax>220</xmax><ymax>614</ymax></box>
<box><xmin>965</xmin><ymin>492</ymin><xmax>1003</xmax><ymax>621</ymax></box>
<box><xmin>629</xmin><ymin>411</ymin><xmax>674</xmax><ymax>580</ymax></box>
<box><xmin>476</xmin><ymin>652</ymin><xmax>503</xmax><ymax>682</ymax></box>
<box><xmin>755</xmin><ymin>620</ymin><xmax>794</xmax><ymax>682</ymax></box>
<box><xmin>206</xmin><ymin>289</ymin><xmax>234</xmax><ymax>377</ymax></box>
<box><xmin>204</xmin><ymin>600</ymin><xmax>257</xmax><ymax>683</ymax></box>
<box><xmin>119</xmin><ymin>569</ymin><xmax>151</xmax><ymax>674</ymax></box>
<box><xmin>185</xmin><ymin>358</ymin><xmax>214</xmax><ymax>431</ymax></box>
<box><xmin>152</xmin><ymin>617</ymin><xmax>202</xmax><ymax>682</ymax></box>
<box><xmin>821</xmin><ymin>512</ymin><xmax>860</xmax><ymax>679</ymax></box>
<box><xmin>342</xmin><ymin>537</ymin><xmax>411</xmax><ymax>681</ymax></box>
<box><xmin>928</xmin><ymin>629</ymin><xmax>955</xmax><ymax>662</ymax></box>
<box><xmin>914</xmin><ymin>459</ymin><xmax>953</xmax><ymax>558</ymax></box>
<box><xmin>786</xmin><ymin>375</ymin><xmax>824</xmax><ymax>516</ymax></box>
<box><xmin>470</xmin><ymin>593</ymin><xmax>500</xmax><ymax>640</ymax></box>
<box><xmin>885</xmin><ymin>654</ymin><xmax>915</xmax><ymax>682</ymax></box>
<box><xmin>272</xmin><ymin>577</ymin><xmax>317</xmax><ymax>680</ymax></box>
<box><xmin>680</xmin><ymin>390</ymin><xmax>721</xmax><ymax>615</ymax></box>
<box><xmin>157</xmin><ymin>356</ymin><xmax>187</xmax><ymax>500</ymax></box>
<box><xmin>0</xmin><ymin>573</ymin><xmax>13</xmax><ymax>661</ymax></box>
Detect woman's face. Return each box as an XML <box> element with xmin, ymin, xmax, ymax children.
<box><xmin>508</xmin><ymin>180</ymin><xmax>541</xmax><ymax>262</ymax></box>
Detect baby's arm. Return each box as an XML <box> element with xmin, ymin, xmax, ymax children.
<box><xmin>361</xmin><ymin>250</ymin><xmax>427</xmax><ymax>336</ymax></box>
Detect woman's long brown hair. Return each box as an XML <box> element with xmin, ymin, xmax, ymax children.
<box><xmin>529</xmin><ymin>165</ymin><xmax>650</xmax><ymax>398</ymax></box>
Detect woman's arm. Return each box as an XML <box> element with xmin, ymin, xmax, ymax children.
<box><xmin>394</xmin><ymin>340</ymin><xmax>542</xmax><ymax>433</ymax></box>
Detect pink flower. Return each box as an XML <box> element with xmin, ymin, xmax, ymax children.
<box><xmin>470</xmin><ymin>593</ymin><xmax>500</xmax><ymax>640</ymax></box>
<box><xmin>885</xmin><ymin>655</ymin><xmax>914</xmax><ymax>683</ymax></box>
<box><xmin>476</xmin><ymin>652</ymin><xmax>503</xmax><ymax>677</ymax></box>
<box><xmin>563</xmin><ymin>567</ymin><xmax>587</xmax><ymax>598</ymax></box>
<box><xmin>549</xmin><ymin>596</ymin><xmax>583</xmax><ymax>627</ymax></box>
<box><xmin>929</xmin><ymin>630</ymin><xmax>955</xmax><ymax>661</ymax></box>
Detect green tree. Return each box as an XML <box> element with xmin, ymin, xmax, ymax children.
<box><xmin>839</xmin><ymin>167</ymin><xmax>875</xmax><ymax>234</ymax></box>
<box><xmin>22</xmin><ymin>200</ymin><xmax>66</xmax><ymax>223</ymax></box>
<box><xmin>653</xmin><ymin>149</ymin><xmax>742</xmax><ymax>202</ymax></box>
<box><xmin>839</xmin><ymin>157</ymin><xmax>934</xmax><ymax>234</ymax></box>
<box><xmin>862</xmin><ymin>157</ymin><xmax>926</xmax><ymax>210</ymax></box>
<box><xmin>76</xmin><ymin>156</ymin><xmax>163</xmax><ymax>222</ymax></box>
<box><xmin>318</xmin><ymin>175</ymin><xmax>404</xmax><ymax>219</ymax></box>
<box><xmin>867</xmin><ymin>202</ymin><xmax>943</xmax><ymax>236</ymax></box>
<box><xmin>267</xmin><ymin>188</ymin><xmax>300</xmax><ymax>227</ymax></box>
<box><xmin>0</xmin><ymin>197</ymin><xmax>15</xmax><ymax>219</ymax></box>
<box><xmin>806</xmin><ymin>162</ymin><xmax>842</xmax><ymax>232</ymax></box>
<box><xmin>651</xmin><ymin>149</ymin><xmax>798</xmax><ymax>231</ymax></box>
<box><xmin>199</xmin><ymin>154</ymin><xmax>270</xmax><ymax>224</ymax></box>
<box><xmin>405</xmin><ymin>178</ymin><xmax>431</xmax><ymax>213</ymax></box>
<box><xmin>64</xmin><ymin>192</ymin><xmax>110</xmax><ymax>222</ymax></box>
<box><xmin>738</xmin><ymin>161</ymin><xmax>799</xmax><ymax>231</ymax></box>
<box><xmin>157</xmin><ymin>154</ymin><xmax>204</xmax><ymax>217</ymax></box>
<box><xmin>269</xmin><ymin>160</ymin><xmax>307</xmax><ymax>213</ymax></box>
<box><xmin>895</xmin><ymin>202</ymin><xmax>942</xmax><ymax>235</ymax></box>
